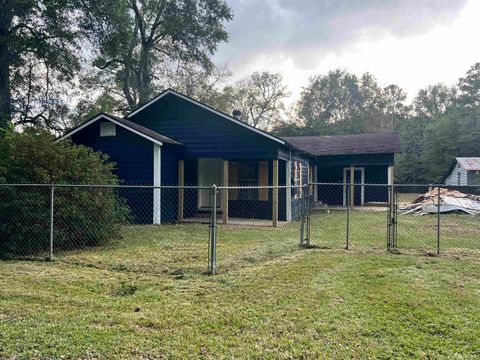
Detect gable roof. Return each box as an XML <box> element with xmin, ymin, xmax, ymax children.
<box><xmin>282</xmin><ymin>133</ymin><xmax>401</xmax><ymax>156</ymax></box>
<box><xmin>126</xmin><ymin>88</ymin><xmax>286</xmax><ymax>145</ymax></box>
<box><xmin>457</xmin><ymin>157</ymin><xmax>480</xmax><ymax>171</ymax></box>
<box><xmin>58</xmin><ymin>113</ymin><xmax>182</xmax><ymax>146</ymax></box>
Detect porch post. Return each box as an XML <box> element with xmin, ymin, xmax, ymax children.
<box><xmin>313</xmin><ymin>165</ymin><xmax>318</xmax><ymax>202</ymax></box>
<box><xmin>273</xmin><ymin>160</ymin><xmax>279</xmax><ymax>227</ymax></box>
<box><xmin>286</xmin><ymin>160</ymin><xmax>292</xmax><ymax>221</ymax></box>
<box><xmin>350</xmin><ymin>165</ymin><xmax>355</xmax><ymax>209</ymax></box>
<box><xmin>178</xmin><ymin>159</ymin><xmax>184</xmax><ymax>222</ymax></box>
<box><xmin>153</xmin><ymin>144</ymin><xmax>162</xmax><ymax>224</ymax></box>
<box><xmin>222</xmin><ymin>160</ymin><xmax>229</xmax><ymax>224</ymax></box>
<box><xmin>388</xmin><ymin>165</ymin><xmax>394</xmax><ymax>203</ymax></box>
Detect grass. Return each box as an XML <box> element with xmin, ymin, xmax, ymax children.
<box><xmin>1</xmin><ymin>211</ymin><xmax>480</xmax><ymax>358</ymax></box>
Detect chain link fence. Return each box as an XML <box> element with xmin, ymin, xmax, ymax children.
<box><xmin>1</xmin><ymin>182</ymin><xmax>479</xmax><ymax>275</ymax></box>
<box><xmin>310</xmin><ymin>182</ymin><xmax>480</xmax><ymax>256</ymax></box>
<box><xmin>0</xmin><ymin>184</ymin><xmax>310</xmax><ymax>275</ymax></box>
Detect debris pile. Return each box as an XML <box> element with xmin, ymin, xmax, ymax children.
<box><xmin>400</xmin><ymin>187</ymin><xmax>480</xmax><ymax>215</ymax></box>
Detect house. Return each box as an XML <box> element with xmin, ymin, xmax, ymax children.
<box><xmin>283</xmin><ymin>133</ymin><xmax>401</xmax><ymax>206</ymax></box>
<box><xmin>59</xmin><ymin>89</ymin><xmax>311</xmax><ymax>225</ymax></box>
<box><xmin>59</xmin><ymin>89</ymin><xmax>401</xmax><ymax>224</ymax></box>
<box><xmin>445</xmin><ymin>157</ymin><xmax>480</xmax><ymax>186</ymax></box>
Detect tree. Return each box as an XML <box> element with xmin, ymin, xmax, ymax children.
<box><xmin>413</xmin><ymin>84</ymin><xmax>457</xmax><ymax>121</ymax></box>
<box><xmin>221</xmin><ymin>71</ymin><xmax>289</xmax><ymax>129</ymax></box>
<box><xmin>296</xmin><ymin>70</ymin><xmax>409</xmax><ymax>135</ymax></box>
<box><xmin>458</xmin><ymin>62</ymin><xmax>480</xmax><ymax>107</ymax></box>
<box><xmin>80</xmin><ymin>0</ymin><xmax>232</xmax><ymax>112</ymax></box>
<box><xmin>0</xmin><ymin>0</ymin><xmax>81</xmax><ymax>130</ymax></box>
<box><xmin>0</xmin><ymin>129</ymin><xmax>129</xmax><ymax>257</ymax></box>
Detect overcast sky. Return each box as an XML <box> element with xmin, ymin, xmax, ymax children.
<box><xmin>214</xmin><ymin>0</ymin><xmax>480</xmax><ymax>104</ymax></box>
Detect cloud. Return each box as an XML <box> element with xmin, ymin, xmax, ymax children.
<box><xmin>216</xmin><ymin>0</ymin><xmax>469</xmax><ymax>71</ymax></box>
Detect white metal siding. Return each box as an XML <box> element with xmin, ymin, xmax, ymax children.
<box><xmin>445</xmin><ymin>163</ymin><xmax>469</xmax><ymax>185</ymax></box>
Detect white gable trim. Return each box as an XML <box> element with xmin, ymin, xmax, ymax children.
<box><xmin>126</xmin><ymin>89</ymin><xmax>285</xmax><ymax>145</ymax></box>
<box><xmin>57</xmin><ymin>114</ymin><xmax>163</xmax><ymax>146</ymax></box>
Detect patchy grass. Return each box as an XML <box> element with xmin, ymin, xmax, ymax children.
<box><xmin>1</xmin><ymin>212</ymin><xmax>480</xmax><ymax>358</ymax></box>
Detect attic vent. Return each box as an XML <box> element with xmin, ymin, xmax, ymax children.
<box><xmin>100</xmin><ymin>122</ymin><xmax>116</xmax><ymax>137</ymax></box>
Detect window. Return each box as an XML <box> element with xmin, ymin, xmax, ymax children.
<box><xmin>100</xmin><ymin>122</ymin><xmax>116</xmax><ymax>137</ymax></box>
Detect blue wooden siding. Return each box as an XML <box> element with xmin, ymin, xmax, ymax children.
<box><xmin>71</xmin><ymin>121</ymin><xmax>154</xmax><ymax>184</ymax></box>
<box><xmin>316</xmin><ymin>162</ymin><xmax>390</xmax><ymax>206</ymax></box>
<box><xmin>70</xmin><ymin>121</ymin><xmax>156</xmax><ymax>223</ymax></box>
<box><xmin>160</xmin><ymin>145</ymin><xmax>180</xmax><ymax>223</ymax></box>
<box><xmin>129</xmin><ymin>93</ymin><xmax>280</xmax><ymax>160</ymax></box>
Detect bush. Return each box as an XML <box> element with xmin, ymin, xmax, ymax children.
<box><xmin>0</xmin><ymin>129</ymin><xmax>129</xmax><ymax>258</ymax></box>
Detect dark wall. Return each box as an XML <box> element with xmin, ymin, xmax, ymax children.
<box><xmin>129</xmin><ymin>93</ymin><xmax>281</xmax><ymax>160</ymax></box>
<box><xmin>316</xmin><ymin>164</ymin><xmax>390</xmax><ymax>205</ymax></box>
<box><xmin>71</xmin><ymin>121</ymin><xmax>154</xmax><ymax>184</ymax></box>
<box><xmin>70</xmin><ymin>121</ymin><xmax>155</xmax><ymax>223</ymax></box>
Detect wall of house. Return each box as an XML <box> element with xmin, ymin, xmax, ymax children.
<box><xmin>314</xmin><ymin>154</ymin><xmax>393</xmax><ymax>206</ymax></box>
<box><xmin>467</xmin><ymin>171</ymin><xmax>479</xmax><ymax>185</ymax></box>
<box><xmin>70</xmin><ymin>121</ymin><xmax>155</xmax><ymax>223</ymax></box>
<box><xmin>129</xmin><ymin>93</ymin><xmax>281</xmax><ymax>160</ymax></box>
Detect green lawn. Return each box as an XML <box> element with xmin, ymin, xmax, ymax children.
<box><xmin>1</xmin><ymin>212</ymin><xmax>480</xmax><ymax>359</ymax></box>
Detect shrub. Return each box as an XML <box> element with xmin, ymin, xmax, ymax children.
<box><xmin>0</xmin><ymin>129</ymin><xmax>129</xmax><ymax>258</ymax></box>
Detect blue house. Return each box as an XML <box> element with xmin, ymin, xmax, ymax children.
<box><xmin>60</xmin><ymin>89</ymin><xmax>311</xmax><ymax>225</ymax></box>
<box><xmin>60</xmin><ymin>89</ymin><xmax>400</xmax><ymax>224</ymax></box>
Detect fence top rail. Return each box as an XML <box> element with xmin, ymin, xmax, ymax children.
<box><xmin>2</xmin><ymin>182</ymin><xmax>479</xmax><ymax>189</ymax></box>
<box><xmin>309</xmin><ymin>182</ymin><xmax>480</xmax><ymax>188</ymax></box>
<box><xmin>0</xmin><ymin>184</ymin><xmax>214</xmax><ymax>190</ymax></box>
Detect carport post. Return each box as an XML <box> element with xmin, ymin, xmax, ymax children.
<box><xmin>437</xmin><ymin>186</ymin><xmax>441</xmax><ymax>255</ymax></box>
<box><xmin>346</xmin><ymin>184</ymin><xmax>350</xmax><ymax>250</ymax></box>
<box><xmin>49</xmin><ymin>185</ymin><xmax>55</xmax><ymax>260</ymax></box>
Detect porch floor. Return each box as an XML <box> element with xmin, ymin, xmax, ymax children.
<box><xmin>183</xmin><ymin>216</ymin><xmax>288</xmax><ymax>227</ymax></box>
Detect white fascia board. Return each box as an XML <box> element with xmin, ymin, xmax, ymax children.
<box><xmin>126</xmin><ymin>89</ymin><xmax>285</xmax><ymax>145</ymax></box>
<box><xmin>56</xmin><ymin>114</ymin><xmax>163</xmax><ymax>146</ymax></box>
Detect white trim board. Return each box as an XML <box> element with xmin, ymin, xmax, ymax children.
<box><xmin>57</xmin><ymin>114</ymin><xmax>164</xmax><ymax>146</ymax></box>
<box><xmin>343</xmin><ymin>167</ymin><xmax>365</xmax><ymax>206</ymax></box>
<box><xmin>286</xmin><ymin>160</ymin><xmax>292</xmax><ymax>222</ymax></box>
<box><xmin>153</xmin><ymin>144</ymin><xmax>162</xmax><ymax>224</ymax></box>
<box><xmin>126</xmin><ymin>89</ymin><xmax>285</xmax><ymax>145</ymax></box>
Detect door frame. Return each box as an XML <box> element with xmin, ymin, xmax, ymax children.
<box><xmin>343</xmin><ymin>167</ymin><xmax>365</xmax><ymax>206</ymax></box>
<box><xmin>197</xmin><ymin>158</ymin><xmax>223</xmax><ymax>209</ymax></box>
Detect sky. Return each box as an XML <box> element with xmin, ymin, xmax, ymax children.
<box><xmin>214</xmin><ymin>0</ymin><xmax>480</xmax><ymax>104</ymax></box>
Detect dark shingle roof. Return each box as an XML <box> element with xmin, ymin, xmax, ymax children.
<box><xmin>107</xmin><ymin>115</ymin><xmax>181</xmax><ymax>145</ymax></box>
<box><xmin>283</xmin><ymin>133</ymin><xmax>401</xmax><ymax>156</ymax></box>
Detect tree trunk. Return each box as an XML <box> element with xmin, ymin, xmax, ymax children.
<box><xmin>138</xmin><ymin>43</ymin><xmax>152</xmax><ymax>105</ymax></box>
<box><xmin>0</xmin><ymin>0</ymin><xmax>13</xmax><ymax>129</ymax></box>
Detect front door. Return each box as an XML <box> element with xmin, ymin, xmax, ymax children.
<box><xmin>198</xmin><ymin>158</ymin><xmax>223</xmax><ymax>209</ymax></box>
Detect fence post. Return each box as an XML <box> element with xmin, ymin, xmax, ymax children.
<box><xmin>437</xmin><ymin>186</ymin><xmax>441</xmax><ymax>256</ymax></box>
<box><xmin>208</xmin><ymin>185</ymin><xmax>217</xmax><ymax>274</ymax></box>
<box><xmin>49</xmin><ymin>185</ymin><xmax>55</xmax><ymax>261</ymax></box>
<box><xmin>346</xmin><ymin>183</ymin><xmax>350</xmax><ymax>250</ymax></box>
<box><xmin>306</xmin><ymin>184</ymin><xmax>311</xmax><ymax>246</ymax></box>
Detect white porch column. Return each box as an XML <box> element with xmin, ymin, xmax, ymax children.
<box><xmin>272</xmin><ymin>160</ymin><xmax>279</xmax><ymax>227</ymax></box>
<box><xmin>153</xmin><ymin>144</ymin><xmax>162</xmax><ymax>224</ymax></box>
<box><xmin>313</xmin><ymin>165</ymin><xmax>318</xmax><ymax>202</ymax></box>
<box><xmin>286</xmin><ymin>160</ymin><xmax>292</xmax><ymax>222</ymax></box>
